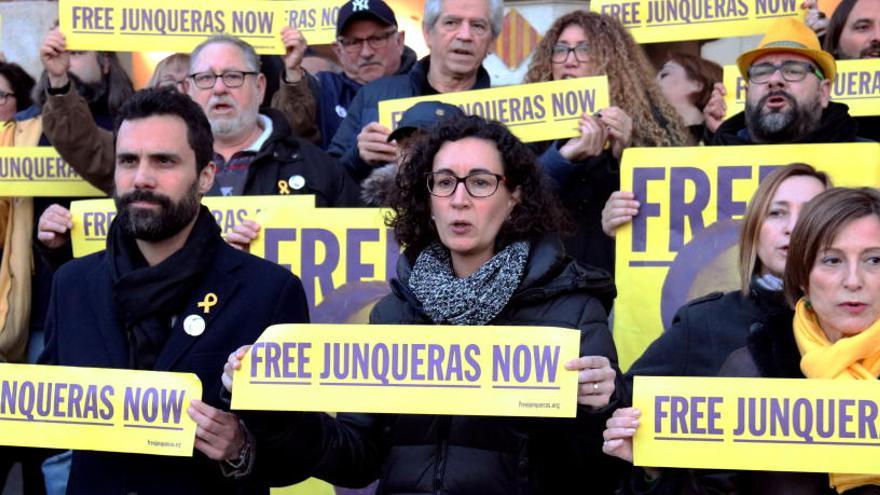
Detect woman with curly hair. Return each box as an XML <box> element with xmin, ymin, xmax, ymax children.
<box><xmin>525</xmin><ymin>10</ymin><xmax>691</xmax><ymax>273</ymax></box>
<box><xmin>227</xmin><ymin>115</ymin><xmax>626</xmax><ymax>494</ymax></box>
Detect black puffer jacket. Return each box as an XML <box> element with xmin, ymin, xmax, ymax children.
<box><xmin>254</xmin><ymin>236</ymin><xmax>626</xmax><ymax>494</ymax></box>
<box><xmin>212</xmin><ymin>108</ymin><xmax>362</xmax><ymax>206</ymax></box>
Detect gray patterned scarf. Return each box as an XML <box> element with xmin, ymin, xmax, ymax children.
<box><xmin>408</xmin><ymin>241</ymin><xmax>530</xmax><ymax>325</ymax></box>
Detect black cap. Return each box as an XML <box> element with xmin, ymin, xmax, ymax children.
<box><xmin>387</xmin><ymin>101</ymin><xmax>465</xmax><ymax>142</ymax></box>
<box><xmin>336</xmin><ymin>0</ymin><xmax>398</xmax><ymax>38</ymax></box>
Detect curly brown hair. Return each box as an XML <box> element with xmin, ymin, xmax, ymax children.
<box><xmin>388</xmin><ymin>115</ymin><xmax>572</xmax><ymax>257</ymax></box>
<box><xmin>524</xmin><ymin>10</ymin><xmax>691</xmax><ymax>147</ymax></box>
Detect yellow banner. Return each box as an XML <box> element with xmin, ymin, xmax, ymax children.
<box><xmin>231</xmin><ymin>324</ymin><xmax>580</xmax><ymax>417</ymax></box>
<box><xmin>723</xmin><ymin>59</ymin><xmax>880</xmax><ymax>118</ymax></box>
<box><xmin>71</xmin><ymin>196</ymin><xmax>395</xmax><ymax>314</ymax></box>
<box><xmin>591</xmin><ymin>0</ymin><xmax>799</xmax><ymax>43</ymax></box>
<box><xmin>614</xmin><ymin>144</ymin><xmax>880</xmax><ymax>370</ymax></box>
<box><xmin>634</xmin><ymin>376</ymin><xmax>880</xmax><ymax>473</ymax></box>
<box><xmin>0</xmin><ymin>363</ymin><xmax>200</xmax><ymax>456</ymax></box>
<box><xmin>0</xmin><ymin>147</ymin><xmax>104</xmax><ymax>197</ymax></box>
<box><xmin>378</xmin><ymin>77</ymin><xmax>611</xmax><ymax>143</ymax></box>
<box><xmin>59</xmin><ymin>0</ymin><xmax>288</xmax><ymax>54</ymax></box>
<box><xmin>279</xmin><ymin>0</ymin><xmax>346</xmax><ymax>45</ymax></box>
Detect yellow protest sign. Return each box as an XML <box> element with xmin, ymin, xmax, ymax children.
<box><xmin>0</xmin><ymin>147</ymin><xmax>104</xmax><ymax>197</ymax></box>
<box><xmin>71</xmin><ymin>196</ymin><xmax>395</xmax><ymax>320</ymax></box>
<box><xmin>614</xmin><ymin>144</ymin><xmax>880</xmax><ymax>370</ymax></box>
<box><xmin>591</xmin><ymin>0</ymin><xmax>799</xmax><ymax>43</ymax></box>
<box><xmin>0</xmin><ymin>363</ymin><xmax>200</xmax><ymax>456</ymax></box>
<box><xmin>378</xmin><ymin>77</ymin><xmax>610</xmax><ymax>143</ymax></box>
<box><xmin>634</xmin><ymin>376</ymin><xmax>880</xmax><ymax>473</ymax></box>
<box><xmin>232</xmin><ymin>324</ymin><xmax>580</xmax><ymax>417</ymax></box>
<box><xmin>277</xmin><ymin>0</ymin><xmax>346</xmax><ymax>45</ymax></box>
<box><xmin>59</xmin><ymin>0</ymin><xmax>287</xmax><ymax>54</ymax></box>
<box><xmin>70</xmin><ymin>195</ymin><xmax>312</xmax><ymax>258</ymax></box>
<box><xmin>723</xmin><ymin>59</ymin><xmax>880</xmax><ymax>118</ymax></box>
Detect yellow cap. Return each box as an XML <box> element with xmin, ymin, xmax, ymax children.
<box><xmin>736</xmin><ymin>17</ymin><xmax>837</xmax><ymax>81</ymax></box>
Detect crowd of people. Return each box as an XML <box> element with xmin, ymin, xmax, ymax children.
<box><xmin>0</xmin><ymin>0</ymin><xmax>878</xmax><ymax>493</ymax></box>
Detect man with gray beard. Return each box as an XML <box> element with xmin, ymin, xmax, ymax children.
<box><xmin>708</xmin><ymin>18</ymin><xmax>870</xmax><ymax>145</ymax></box>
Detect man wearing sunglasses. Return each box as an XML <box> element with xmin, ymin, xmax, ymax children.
<box><xmin>707</xmin><ymin>18</ymin><xmax>868</xmax><ymax>144</ymax></box>
<box><xmin>272</xmin><ymin>0</ymin><xmax>417</xmax><ymax>150</ymax></box>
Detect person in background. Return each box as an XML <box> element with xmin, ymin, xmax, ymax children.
<box><xmin>0</xmin><ymin>62</ymin><xmax>34</xmax><ymax>122</ymax></box>
<box><xmin>655</xmin><ymin>52</ymin><xmax>723</xmax><ymax>142</ymax></box>
<box><xmin>522</xmin><ymin>10</ymin><xmax>691</xmax><ymax>274</ymax></box>
<box><xmin>147</xmin><ymin>53</ymin><xmax>191</xmax><ymax>92</ymax></box>
<box><xmin>602</xmin><ymin>164</ymin><xmax>830</xmax><ymax>494</ymax></box>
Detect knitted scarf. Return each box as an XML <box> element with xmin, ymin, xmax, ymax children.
<box><xmin>408</xmin><ymin>241</ymin><xmax>530</xmax><ymax>325</ymax></box>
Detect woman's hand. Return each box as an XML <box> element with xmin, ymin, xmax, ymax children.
<box><xmin>703</xmin><ymin>83</ymin><xmax>727</xmax><ymax>134</ymax></box>
<box><xmin>598</xmin><ymin>107</ymin><xmax>633</xmax><ymax>161</ymax></box>
<box><xmin>602</xmin><ymin>407</ymin><xmax>641</xmax><ymax>463</ymax></box>
<box><xmin>802</xmin><ymin>0</ymin><xmax>829</xmax><ymax>38</ymax></box>
<box><xmin>601</xmin><ymin>191</ymin><xmax>640</xmax><ymax>238</ymax></box>
<box><xmin>559</xmin><ymin>113</ymin><xmax>607</xmax><ymax>162</ymax></box>
<box><xmin>221</xmin><ymin>345</ymin><xmax>251</xmax><ymax>393</ymax></box>
<box><xmin>566</xmin><ymin>355</ymin><xmax>615</xmax><ymax>408</ymax></box>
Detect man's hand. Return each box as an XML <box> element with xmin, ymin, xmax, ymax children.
<box><xmin>188</xmin><ymin>400</ymin><xmax>246</xmax><ymax>461</ymax></box>
<box><xmin>224</xmin><ymin>220</ymin><xmax>260</xmax><ymax>252</ymax></box>
<box><xmin>703</xmin><ymin>82</ymin><xmax>727</xmax><ymax>134</ymax></box>
<box><xmin>281</xmin><ymin>26</ymin><xmax>308</xmax><ymax>83</ymax></box>
<box><xmin>357</xmin><ymin>122</ymin><xmax>398</xmax><ymax>165</ymax></box>
<box><xmin>40</xmin><ymin>28</ymin><xmax>70</xmax><ymax>89</ymax></box>
<box><xmin>37</xmin><ymin>204</ymin><xmax>73</xmax><ymax>250</ymax></box>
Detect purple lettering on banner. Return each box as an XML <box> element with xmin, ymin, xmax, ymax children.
<box><xmin>35</xmin><ymin>383</ymin><xmax>51</xmax><ymax>417</ymax></box>
<box><xmin>266</xmin><ymin>342</ymin><xmax>282</xmax><ymax>378</ymax></box>
<box><xmin>99</xmin><ymin>385</ymin><xmax>114</xmax><ymax>420</ymax></box>
<box><xmin>716</xmin><ymin>166</ymin><xmax>751</xmax><ymax>220</ymax></box>
<box><xmin>770</xmin><ymin>398</ymin><xmax>791</xmax><ymax>436</ymax></box>
<box><xmin>708</xmin><ymin>396</ymin><xmax>723</xmax><ymax>434</ymax></box>
<box><xmin>250</xmin><ymin>342</ymin><xmax>266</xmax><ymax>378</ymax></box>
<box><xmin>142</xmin><ymin>388</ymin><xmax>158</xmax><ymax>423</ymax></box>
<box><xmin>669</xmin><ymin>167</ymin><xmax>710</xmax><ymax>251</ymax></box>
<box><xmin>264</xmin><ymin>228</ymin><xmax>297</xmax><ymax>270</ymax></box>
<box><xmin>839</xmin><ymin>399</ymin><xmax>856</xmax><ymax>439</ymax></box>
<box><xmin>464</xmin><ymin>344</ymin><xmax>481</xmax><ymax>381</ymax></box>
<box><xmin>411</xmin><ymin>344</ymin><xmax>426</xmax><ymax>380</ymax></box>
<box><xmin>859</xmin><ymin>400</ymin><xmax>878</xmax><ymax>439</ymax></box>
<box><xmin>53</xmin><ymin>383</ymin><xmax>69</xmax><ymax>418</ymax></box>
<box><xmin>302</xmin><ymin>228</ymin><xmax>340</xmax><ymax>306</ymax></box>
<box><xmin>792</xmin><ymin>398</ymin><xmax>814</xmax><ymax>443</ymax></box>
<box><xmin>690</xmin><ymin>396</ymin><xmax>706</xmax><ymax>434</ymax></box>
<box><xmin>670</xmin><ymin>396</ymin><xmax>689</xmax><ymax>434</ymax></box>
<box><xmin>352</xmin><ymin>344</ymin><xmax>369</xmax><ymax>380</ymax></box>
<box><xmin>162</xmin><ymin>389</ymin><xmax>186</xmax><ymax>425</ymax></box>
<box><xmin>427</xmin><ymin>345</ymin><xmax>445</xmax><ymax>381</ymax></box>
<box><xmin>67</xmin><ymin>383</ymin><xmax>84</xmax><ymax>419</ymax></box>
<box><xmin>816</xmin><ymin>398</ymin><xmax>834</xmax><ymax>438</ymax></box>
<box><xmin>632</xmin><ymin>167</ymin><xmax>665</xmax><ymax>252</ymax></box>
<box><xmin>332</xmin><ymin>343</ymin><xmax>350</xmax><ymax>380</ymax></box>
<box><xmin>346</xmin><ymin>229</ymin><xmax>379</xmax><ymax>283</ymax></box>
<box><xmin>391</xmin><ymin>344</ymin><xmax>409</xmax><ymax>381</ymax></box>
<box><xmin>748</xmin><ymin>398</ymin><xmax>767</xmax><ymax>436</ymax></box>
<box><xmin>492</xmin><ymin>345</ymin><xmax>510</xmax><ymax>382</ymax></box>
<box><xmin>758</xmin><ymin>165</ymin><xmax>783</xmax><ymax>181</ymax></box>
<box><xmin>123</xmin><ymin>386</ymin><xmax>140</xmax><ymax>421</ymax></box>
<box><xmin>533</xmin><ymin>345</ymin><xmax>559</xmax><ymax>382</ymax></box>
<box><xmin>512</xmin><ymin>345</ymin><xmax>531</xmax><ymax>383</ymax></box>
<box><xmin>655</xmin><ymin>395</ymin><xmax>670</xmax><ymax>433</ymax></box>
<box><xmin>385</xmin><ymin>228</ymin><xmax>400</xmax><ymax>281</ymax></box>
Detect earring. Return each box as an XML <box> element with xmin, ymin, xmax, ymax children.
<box><xmin>804</xmin><ymin>298</ymin><xmax>812</xmax><ymax>310</ymax></box>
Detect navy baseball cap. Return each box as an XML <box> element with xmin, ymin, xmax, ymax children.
<box><xmin>387</xmin><ymin>101</ymin><xmax>465</xmax><ymax>142</ymax></box>
<box><xmin>336</xmin><ymin>0</ymin><xmax>398</xmax><ymax>38</ymax></box>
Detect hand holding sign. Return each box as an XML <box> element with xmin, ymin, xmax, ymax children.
<box><xmin>602</xmin><ymin>407</ymin><xmax>641</xmax><ymax>462</ymax></box>
<box><xmin>601</xmin><ymin>191</ymin><xmax>640</xmax><ymax>238</ymax></box>
<box><xmin>224</xmin><ymin>219</ymin><xmax>261</xmax><ymax>252</ymax></box>
<box><xmin>801</xmin><ymin>0</ymin><xmax>829</xmax><ymax>38</ymax></box>
<box><xmin>281</xmin><ymin>26</ymin><xmax>308</xmax><ymax>84</ymax></box>
<box><xmin>40</xmin><ymin>27</ymin><xmax>71</xmax><ymax>89</ymax></box>
<box><xmin>38</xmin><ymin>203</ymin><xmax>74</xmax><ymax>250</ymax></box>
<box><xmin>566</xmin><ymin>355</ymin><xmax>616</xmax><ymax>408</ymax></box>
<box><xmin>598</xmin><ymin>107</ymin><xmax>633</xmax><ymax>161</ymax></box>
<box><xmin>703</xmin><ymin>83</ymin><xmax>728</xmax><ymax>134</ymax></box>
<box><xmin>358</xmin><ymin>122</ymin><xmax>397</xmax><ymax>165</ymax></box>
<box><xmin>559</xmin><ymin>114</ymin><xmax>607</xmax><ymax>162</ymax></box>
<box><xmin>222</xmin><ymin>345</ymin><xmax>250</xmax><ymax>393</ymax></box>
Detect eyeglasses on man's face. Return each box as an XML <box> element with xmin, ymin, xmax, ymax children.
<box><xmin>337</xmin><ymin>29</ymin><xmax>398</xmax><ymax>54</ymax></box>
<box><xmin>427</xmin><ymin>172</ymin><xmax>507</xmax><ymax>198</ymax></box>
<box><xmin>551</xmin><ymin>43</ymin><xmax>590</xmax><ymax>64</ymax></box>
<box><xmin>188</xmin><ymin>70</ymin><xmax>258</xmax><ymax>89</ymax></box>
<box><xmin>747</xmin><ymin>61</ymin><xmax>823</xmax><ymax>84</ymax></box>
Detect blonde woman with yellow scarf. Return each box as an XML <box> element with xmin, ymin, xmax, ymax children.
<box><xmin>700</xmin><ymin>187</ymin><xmax>880</xmax><ymax>495</ymax></box>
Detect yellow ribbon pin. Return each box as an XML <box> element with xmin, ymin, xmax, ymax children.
<box><xmin>197</xmin><ymin>293</ymin><xmax>218</xmax><ymax>314</ymax></box>
<box><xmin>277</xmin><ymin>180</ymin><xmax>291</xmax><ymax>195</ymax></box>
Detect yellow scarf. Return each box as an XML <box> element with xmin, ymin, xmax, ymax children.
<box><xmin>793</xmin><ymin>298</ymin><xmax>880</xmax><ymax>492</ymax></box>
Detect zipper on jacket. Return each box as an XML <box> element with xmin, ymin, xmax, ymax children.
<box><xmin>433</xmin><ymin>416</ymin><xmax>451</xmax><ymax>494</ymax></box>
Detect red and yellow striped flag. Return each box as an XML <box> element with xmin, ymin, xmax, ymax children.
<box><xmin>494</xmin><ymin>8</ymin><xmax>543</xmax><ymax>70</ymax></box>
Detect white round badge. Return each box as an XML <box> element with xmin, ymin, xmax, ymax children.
<box><xmin>289</xmin><ymin>175</ymin><xmax>306</xmax><ymax>190</ymax></box>
<box><xmin>183</xmin><ymin>314</ymin><xmax>206</xmax><ymax>337</ymax></box>
<box><xmin>335</xmin><ymin>105</ymin><xmax>348</xmax><ymax>118</ymax></box>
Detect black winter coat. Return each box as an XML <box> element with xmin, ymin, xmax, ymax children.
<box><xmin>709</xmin><ymin>101</ymin><xmax>868</xmax><ymax>145</ymax></box>
<box><xmin>211</xmin><ymin>108</ymin><xmax>362</xmax><ymax>206</ymax></box>
<box><xmin>618</xmin><ymin>283</ymin><xmax>791</xmax><ymax>495</ymax></box>
<box><xmin>254</xmin><ymin>236</ymin><xmax>627</xmax><ymax>494</ymax></box>
<box><xmin>691</xmin><ymin>313</ymin><xmax>880</xmax><ymax>495</ymax></box>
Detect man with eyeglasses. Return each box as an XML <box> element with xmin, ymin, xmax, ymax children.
<box><xmin>327</xmin><ymin>0</ymin><xmax>502</xmax><ymax>185</ymax></box>
<box><xmin>272</xmin><ymin>0</ymin><xmax>417</xmax><ymax>150</ymax></box>
<box><xmin>706</xmin><ymin>18</ymin><xmax>868</xmax><ymax>144</ymax></box>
